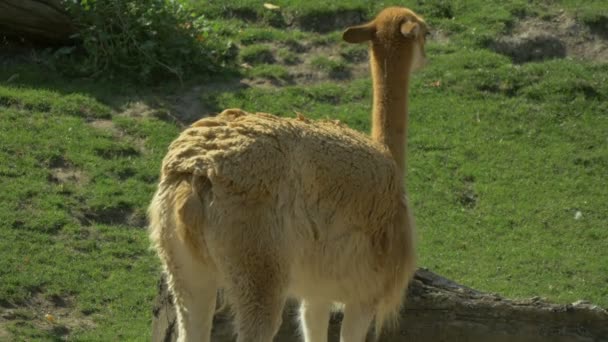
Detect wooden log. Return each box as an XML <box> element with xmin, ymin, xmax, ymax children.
<box><xmin>0</xmin><ymin>0</ymin><xmax>75</xmax><ymax>43</ymax></box>
<box><xmin>151</xmin><ymin>269</ymin><xmax>608</xmax><ymax>341</ymax></box>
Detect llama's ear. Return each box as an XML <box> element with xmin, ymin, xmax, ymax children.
<box><xmin>400</xmin><ymin>21</ymin><xmax>420</xmax><ymax>39</ymax></box>
<box><xmin>343</xmin><ymin>23</ymin><xmax>375</xmax><ymax>43</ymax></box>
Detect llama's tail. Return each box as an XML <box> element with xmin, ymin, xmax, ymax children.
<box><xmin>174</xmin><ymin>176</ymin><xmax>210</xmax><ymax>259</ymax></box>
<box><xmin>148</xmin><ymin>174</ymin><xmax>211</xmax><ymax>262</ymax></box>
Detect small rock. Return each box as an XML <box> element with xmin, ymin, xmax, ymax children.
<box><xmin>45</xmin><ymin>313</ymin><xmax>56</xmax><ymax>323</ymax></box>
<box><xmin>572</xmin><ymin>300</ymin><xmax>591</xmax><ymax>306</ymax></box>
<box><xmin>1</xmin><ymin>310</ymin><xmax>16</xmax><ymax>320</ymax></box>
<box><xmin>263</xmin><ymin>3</ymin><xmax>280</xmax><ymax>10</ymax></box>
<box><xmin>574</xmin><ymin>211</ymin><xmax>583</xmax><ymax>220</ymax></box>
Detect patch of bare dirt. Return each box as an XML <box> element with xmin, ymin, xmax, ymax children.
<box><xmin>0</xmin><ymin>325</ymin><xmax>10</xmax><ymax>341</ymax></box>
<box><xmin>241</xmin><ymin>41</ymin><xmax>370</xmax><ymax>89</ymax></box>
<box><xmin>430</xmin><ymin>29</ymin><xmax>451</xmax><ymax>45</ymax></box>
<box><xmin>492</xmin><ymin>13</ymin><xmax>608</xmax><ymax>63</ymax></box>
<box><xmin>46</xmin><ymin>155</ymin><xmax>88</xmax><ymax>186</ymax></box>
<box><xmin>49</xmin><ymin>167</ymin><xmax>87</xmax><ymax>185</ymax></box>
<box><xmin>0</xmin><ymin>293</ymin><xmax>95</xmax><ymax>340</ymax></box>
<box><xmin>165</xmin><ymin>82</ymin><xmax>249</xmax><ymax>124</ymax></box>
<box><xmin>88</xmin><ymin>116</ymin><xmax>148</xmax><ymax>153</ymax></box>
<box><xmin>294</xmin><ymin>44</ymin><xmax>368</xmax><ymax>82</ymax></box>
<box><xmin>87</xmin><ymin>119</ymin><xmax>116</xmax><ymax>132</ymax></box>
<box><xmin>120</xmin><ymin>101</ymin><xmax>161</xmax><ymax>119</ymax></box>
<box><xmin>218</xmin><ymin>7</ymin><xmax>366</xmax><ymax>34</ymax></box>
<box><xmin>79</xmin><ymin>204</ymin><xmax>146</xmax><ymax>228</ymax></box>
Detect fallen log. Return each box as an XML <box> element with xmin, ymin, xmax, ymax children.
<box><xmin>0</xmin><ymin>0</ymin><xmax>75</xmax><ymax>43</ymax></box>
<box><xmin>151</xmin><ymin>269</ymin><xmax>608</xmax><ymax>341</ymax></box>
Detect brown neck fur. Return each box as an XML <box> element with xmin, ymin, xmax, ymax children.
<box><xmin>370</xmin><ymin>42</ymin><xmax>416</xmax><ymax>176</ymax></box>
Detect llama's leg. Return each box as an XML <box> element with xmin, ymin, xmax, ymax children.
<box><xmin>229</xmin><ymin>273</ymin><xmax>287</xmax><ymax>342</ymax></box>
<box><xmin>299</xmin><ymin>300</ymin><xmax>330</xmax><ymax>342</ymax></box>
<box><xmin>165</xmin><ymin>238</ymin><xmax>217</xmax><ymax>342</ymax></box>
<box><xmin>222</xmin><ymin>241</ymin><xmax>287</xmax><ymax>341</ymax></box>
<box><xmin>211</xmin><ymin>205</ymin><xmax>289</xmax><ymax>342</ymax></box>
<box><xmin>339</xmin><ymin>303</ymin><xmax>374</xmax><ymax>342</ymax></box>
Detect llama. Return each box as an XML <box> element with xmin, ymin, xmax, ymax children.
<box><xmin>148</xmin><ymin>6</ymin><xmax>428</xmax><ymax>342</ymax></box>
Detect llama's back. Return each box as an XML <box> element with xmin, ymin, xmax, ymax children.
<box><xmin>162</xmin><ymin>109</ymin><xmax>400</xmax><ymax>218</ymax></box>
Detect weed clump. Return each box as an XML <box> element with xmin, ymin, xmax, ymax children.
<box><xmin>241</xmin><ymin>45</ymin><xmax>275</xmax><ymax>64</ymax></box>
<box><xmin>278</xmin><ymin>49</ymin><xmax>301</xmax><ymax>65</ymax></box>
<box><xmin>310</xmin><ymin>56</ymin><xmax>350</xmax><ymax>79</ymax></box>
<box><xmin>61</xmin><ymin>0</ymin><xmax>237</xmax><ymax>82</ymax></box>
<box><xmin>247</xmin><ymin>64</ymin><xmax>291</xmax><ymax>82</ymax></box>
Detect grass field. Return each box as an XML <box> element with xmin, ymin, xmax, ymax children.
<box><xmin>1</xmin><ymin>0</ymin><xmax>607</xmax><ymax>340</ymax></box>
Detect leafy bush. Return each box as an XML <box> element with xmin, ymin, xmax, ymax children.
<box><xmin>62</xmin><ymin>0</ymin><xmax>237</xmax><ymax>82</ymax></box>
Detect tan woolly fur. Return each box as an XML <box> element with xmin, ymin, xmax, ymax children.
<box><xmin>148</xmin><ymin>6</ymin><xmax>428</xmax><ymax>342</ymax></box>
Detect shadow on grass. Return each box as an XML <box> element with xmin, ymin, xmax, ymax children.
<box><xmin>0</xmin><ymin>45</ymin><xmax>249</xmax><ymax>127</ymax></box>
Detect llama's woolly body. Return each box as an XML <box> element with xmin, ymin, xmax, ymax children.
<box><xmin>149</xmin><ymin>109</ymin><xmax>415</xmax><ymax>333</ymax></box>
<box><xmin>149</xmin><ymin>6</ymin><xmax>427</xmax><ymax>341</ymax></box>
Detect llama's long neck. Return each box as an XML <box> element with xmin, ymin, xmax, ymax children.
<box><xmin>370</xmin><ymin>46</ymin><xmax>414</xmax><ymax>175</ymax></box>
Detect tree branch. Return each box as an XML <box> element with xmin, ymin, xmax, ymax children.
<box><xmin>152</xmin><ymin>269</ymin><xmax>608</xmax><ymax>341</ymax></box>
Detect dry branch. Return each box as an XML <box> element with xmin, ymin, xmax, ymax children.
<box><xmin>152</xmin><ymin>269</ymin><xmax>608</xmax><ymax>341</ymax></box>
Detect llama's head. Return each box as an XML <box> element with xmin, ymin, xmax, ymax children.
<box><xmin>342</xmin><ymin>7</ymin><xmax>429</xmax><ymax>71</ymax></box>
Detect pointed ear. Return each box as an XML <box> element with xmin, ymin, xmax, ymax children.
<box><xmin>400</xmin><ymin>21</ymin><xmax>420</xmax><ymax>39</ymax></box>
<box><xmin>342</xmin><ymin>23</ymin><xmax>375</xmax><ymax>44</ymax></box>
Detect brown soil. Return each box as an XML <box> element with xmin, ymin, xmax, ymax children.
<box><xmin>80</xmin><ymin>204</ymin><xmax>146</xmax><ymax>228</ymax></box>
<box><xmin>293</xmin><ymin>46</ymin><xmax>368</xmax><ymax>83</ymax></box>
<box><xmin>47</xmin><ymin>156</ymin><xmax>88</xmax><ymax>186</ymax></box>
<box><xmin>164</xmin><ymin>82</ymin><xmax>249</xmax><ymax>124</ymax></box>
<box><xmin>492</xmin><ymin>13</ymin><xmax>608</xmax><ymax>63</ymax></box>
<box><xmin>87</xmin><ymin>119</ymin><xmax>116</xmax><ymax>132</ymax></box>
<box><xmin>49</xmin><ymin>167</ymin><xmax>87</xmax><ymax>185</ymax></box>
<box><xmin>0</xmin><ymin>293</ymin><xmax>95</xmax><ymax>339</ymax></box>
<box><xmin>241</xmin><ymin>41</ymin><xmax>370</xmax><ymax>89</ymax></box>
<box><xmin>221</xmin><ymin>7</ymin><xmax>366</xmax><ymax>34</ymax></box>
<box><xmin>88</xmin><ymin>115</ymin><xmax>147</xmax><ymax>153</ymax></box>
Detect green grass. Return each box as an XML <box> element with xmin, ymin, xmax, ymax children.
<box><xmin>240</xmin><ymin>45</ymin><xmax>276</xmax><ymax>64</ymax></box>
<box><xmin>310</xmin><ymin>56</ymin><xmax>350</xmax><ymax>79</ymax></box>
<box><xmin>0</xmin><ymin>86</ymin><xmax>112</xmax><ymax>120</ymax></box>
<box><xmin>0</xmin><ymin>80</ymin><xmax>179</xmax><ymax>340</ymax></box>
<box><xmin>277</xmin><ymin>49</ymin><xmax>301</xmax><ymax>65</ymax></box>
<box><xmin>247</xmin><ymin>64</ymin><xmax>291</xmax><ymax>81</ymax></box>
<box><xmin>339</xmin><ymin>44</ymin><xmax>368</xmax><ymax>63</ymax></box>
<box><xmin>1</xmin><ymin>0</ymin><xmax>608</xmax><ymax>340</ymax></box>
<box><xmin>238</xmin><ymin>27</ymin><xmax>306</xmax><ymax>45</ymax></box>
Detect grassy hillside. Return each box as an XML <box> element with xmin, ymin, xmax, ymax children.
<box><xmin>1</xmin><ymin>0</ymin><xmax>607</xmax><ymax>340</ymax></box>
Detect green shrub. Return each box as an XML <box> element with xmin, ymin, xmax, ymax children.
<box><xmin>62</xmin><ymin>0</ymin><xmax>237</xmax><ymax>82</ymax></box>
